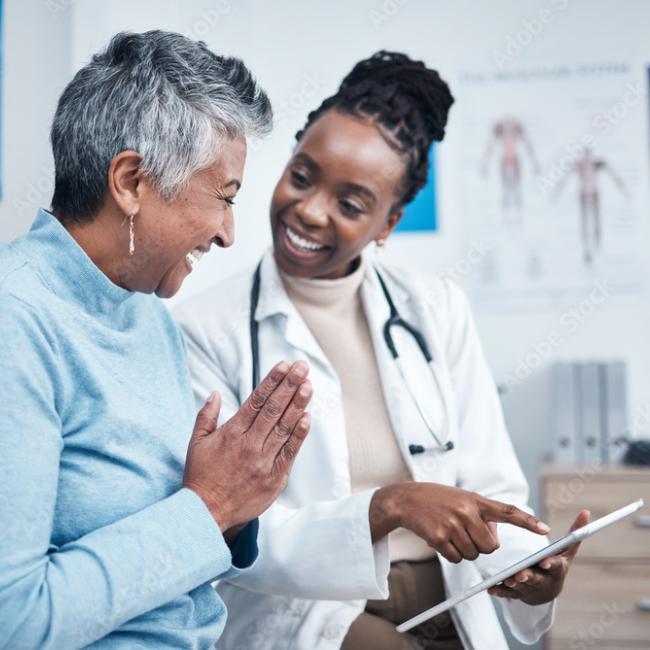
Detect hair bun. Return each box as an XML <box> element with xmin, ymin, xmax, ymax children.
<box><xmin>296</xmin><ymin>50</ymin><xmax>454</xmax><ymax>206</ymax></box>
<box><xmin>340</xmin><ymin>50</ymin><xmax>454</xmax><ymax>143</ymax></box>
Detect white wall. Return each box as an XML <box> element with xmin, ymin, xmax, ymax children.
<box><xmin>67</xmin><ymin>0</ymin><xmax>650</xmax><ymax>432</ymax></box>
<box><xmin>0</xmin><ymin>0</ymin><xmax>71</xmax><ymax>242</ymax></box>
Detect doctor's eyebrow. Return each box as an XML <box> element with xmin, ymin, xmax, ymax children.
<box><xmin>339</xmin><ymin>181</ymin><xmax>377</xmax><ymax>205</ymax></box>
<box><xmin>292</xmin><ymin>152</ymin><xmax>377</xmax><ymax>204</ymax></box>
<box><xmin>291</xmin><ymin>152</ymin><xmax>319</xmax><ymax>171</ymax></box>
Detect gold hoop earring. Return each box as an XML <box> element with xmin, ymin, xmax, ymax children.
<box><xmin>129</xmin><ymin>214</ymin><xmax>135</xmax><ymax>256</ymax></box>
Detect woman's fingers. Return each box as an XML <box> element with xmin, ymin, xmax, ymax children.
<box><xmin>192</xmin><ymin>391</ymin><xmax>222</xmax><ymax>440</ymax></box>
<box><xmin>183</xmin><ymin>360</ymin><xmax>312</xmax><ymax>532</ymax></box>
<box><xmin>263</xmin><ymin>380</ymin><xmax>313</xmax><ymax>453</ymax></box>
<box><xmin>236</xmin><ymin>361</ymin><xmax>292</xmax><ymax>430</ymax></box>
<box><xmin>252</xmin><ymin>361</ymin><xmax>308</xmax><ymax>430</ymax></box>
<box><xmin>480</xmin><ymin>498</ymin><xmax>550</xmax><ymax>535</ymax></box>
<box><xmin>276</xmin><ymin>413</ymin><xmax>311</xmax><ymax>468</ymax></box>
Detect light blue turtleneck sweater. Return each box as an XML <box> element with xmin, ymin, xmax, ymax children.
<box><xmin>0</xmin><ymin>210</ymin><xmax>258</xmax><ymax>649</ymax></box>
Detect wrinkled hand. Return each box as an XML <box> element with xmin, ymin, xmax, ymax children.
<box><xmin>183</xmin><ymin>360</ymin><xmax>312</xmax><ymax>534</ymax></box>
<box><xmin>371</xmin><ymin>483</ymin><xmax>551</xmax><ymax>564</ymax></box>
<box><xmin>488</xmin><ymin>510</ymin><xmax>590</xmax><ymax>605</ymax></box>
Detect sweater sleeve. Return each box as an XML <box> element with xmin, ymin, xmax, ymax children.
<box><xmin>0</xmin><ymin>295</ymin><xmax>253</xmax><ymax>650</ymax></box>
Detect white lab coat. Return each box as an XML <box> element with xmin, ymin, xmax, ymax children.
<box><xmin>173</xmin><ymin>250</ymin><xmax>555</xmax><ymax>650</ymax></box>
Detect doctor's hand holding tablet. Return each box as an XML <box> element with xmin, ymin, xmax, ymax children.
<box><xmin>398</xmin><ymin>499</ymin><xmax>644</xmax><ymax>633</ymax></box>
<box><xmin>486</xmin><ymin>508</ymin><xmax>590</xmax><ymax>605</ymax></box>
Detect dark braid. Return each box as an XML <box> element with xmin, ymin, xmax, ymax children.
<box><xmin>296</xmin><ymin>51</ymin><xmax>454</xmax><ymax>207</ymax></box>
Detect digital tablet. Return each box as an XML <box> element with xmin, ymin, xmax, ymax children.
<box><xmin>396</xmin><ymin>498</ymin><xmax>645</xmax><ymax>633</ymax></box>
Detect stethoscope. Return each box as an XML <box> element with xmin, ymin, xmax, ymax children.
<box><xmin>249</xmin><ymin>260</ymin><xmax>454</xmax><ymax>455</ymax></box>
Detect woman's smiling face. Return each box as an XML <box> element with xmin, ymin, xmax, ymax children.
<box><xmin>270</xmin><ymin>110</ymin><xmax>406</xmax><ymax>279</ymax></box>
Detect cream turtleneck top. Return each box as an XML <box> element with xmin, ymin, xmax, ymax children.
<box><xmin>280</xmin><ymin>258</ymin><xmax>435</xmax><ymax>562</ymax></box>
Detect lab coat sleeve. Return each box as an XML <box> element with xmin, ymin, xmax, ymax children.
<box><xmin>442</xmin><ymin>280</ymin><xmax>555</xmax><ymax>645</ymax></box>
<box><xmin>228</xmin><ymin>492</ymin><xmax>390</xmax><ymax>600</ymax></box>
<box><xmin>175</xmin><ymin>308</ymin><xmax>391</xmax><ymax>601</ymax></box>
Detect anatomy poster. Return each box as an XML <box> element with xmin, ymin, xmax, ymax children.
<box><xmin>457</xmin><ymin>62</ymin><xmax>647</xmax><ymax>304</ymax></box>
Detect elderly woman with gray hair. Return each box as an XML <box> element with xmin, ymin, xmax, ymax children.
<box><xmin>0</xmin><ymin>31</ymin><xmax>313</xmax><ymax>649</ymax></box>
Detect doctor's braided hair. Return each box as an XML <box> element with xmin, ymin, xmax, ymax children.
<box><xmin>295</xmin><ymin>51</ymin><xmax>454</xmax><ymax>207</ymax></box>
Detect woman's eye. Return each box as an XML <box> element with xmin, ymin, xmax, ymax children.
<box><xmin>339</xmin><ymin>199</ymin><xmax>363</xmax><ymax>217</ymax></box>
<box><xmin>290</xmin><ymin>170</ymin><xmax>310</xmax><ymax>188</ymax></box>
<box><xmin>215</xmin><ymin>194</ymin><xmax>236</xmax><ymax>209</ymax></box>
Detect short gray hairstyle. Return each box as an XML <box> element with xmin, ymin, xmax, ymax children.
<box><xmin>51</xmin><ymin>30</ymin><xmax>272</xmax><ymax>222</ymax></box>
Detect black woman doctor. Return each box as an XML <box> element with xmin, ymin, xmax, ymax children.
<box><xmin>174</xmin><ymin>51</ymin><xmax>586</xmax><ymax>650</ymax></box>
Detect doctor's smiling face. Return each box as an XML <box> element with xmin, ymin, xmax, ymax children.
<box><xmin>270</xmin><ymin>109</ymin><xmax>406</xmax><ymax>280</ymax></box>
<box><xmin>270</xmin><ymin>51</ymin><xmax>453</xmax><ymax>280</ymax></box>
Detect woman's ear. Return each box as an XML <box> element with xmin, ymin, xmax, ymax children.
<box><xmin>107</xmin><ymin>151</ymin><xmax>144</xmax><ymax>216</ymax></box>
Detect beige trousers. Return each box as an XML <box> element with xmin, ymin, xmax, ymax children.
<box><xmin>341</xmin><ymin>558</ymin><xmax>464</xmax><ymax>650</ymax></box>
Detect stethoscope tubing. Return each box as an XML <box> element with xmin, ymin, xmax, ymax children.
<box><xmin>249</xmin><ymin>260</ymin><xmax>453</xmax><ymax>453</ymax></box>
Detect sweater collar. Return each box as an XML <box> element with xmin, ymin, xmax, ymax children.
<box><xmin>278</xmin><ymin>255</ymin><xmax>367</xmax><ymax>310</ymax></box>
<box><xmin>253</xmin><ymin>248</ymin><xmax>410</xmax><ymax>324</ymax></box>
<box><xmin>21</xmin><ymin>209</ymin><xmax>136</xmax><ymax>313</ymax></box>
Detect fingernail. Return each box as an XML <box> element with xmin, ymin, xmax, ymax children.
<box><xmin>292</xmin><ymin>362</ymin><xmax>308</xmax><ymax>378</ymax></box>
<box><xmin>208</xmin><ymin>391</ymin><xmax>218</xmax><ymax>404</ymax></box>
<box><xmin>538</xmin><ymin>521</ymin><xmax>550</xmax><ymax>533</ymax></box>
<box><xmin>277</xmin><ymin>361</ymin><xmax>290</xmax><ymax>374</ymax></box>
<box><xmin>299</xmin><ymin>384</ymin><xmax>311</xmax><ymax>398</ymax></box>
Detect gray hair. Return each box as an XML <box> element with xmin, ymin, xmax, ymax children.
<box><xmin>51</xmin><ymin>30</ymin><xmax>272</xmax><ymax>222</ymax></box>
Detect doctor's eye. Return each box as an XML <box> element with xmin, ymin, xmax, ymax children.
<box><xmin>339</xmin><ymin>199</ymin><xmax>364</xmax><ymax>218</ymax></box>
<box><xmin>290</xmin><ymin>169</ymin><xmax>311</xmax><ymax>189</ymax></box>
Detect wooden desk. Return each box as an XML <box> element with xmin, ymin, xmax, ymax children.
<box><xmin>541</xmin><ymin>465</ymin><xmax>650</xmax><ymax>649</ymax></box>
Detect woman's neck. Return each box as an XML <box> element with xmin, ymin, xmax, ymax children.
<box><xmin>56</xmin><ymin>209</ymin><xmax>131</xmax><ymax>290</ymax></box>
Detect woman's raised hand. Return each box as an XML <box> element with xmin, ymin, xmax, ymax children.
<box><xmin>370</xmin><ymin>482</ymin><xmax>550</xmax><ymax>564</ymax></box>
<box><xmin>183</xmin><ymin>360</ymin><xmax>312</xmax><ymax>534</ymax></box>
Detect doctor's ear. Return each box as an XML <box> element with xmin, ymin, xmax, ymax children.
<box><xmin>376</xmin><ymin>208</ymin><xmax>403</xmax><ymax>246</ymax></box>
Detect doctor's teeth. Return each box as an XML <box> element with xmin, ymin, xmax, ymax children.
<box><xmin>286</xmin><ymin>226</ymin><xmax>325</xmax><ymax>251</ymax></box>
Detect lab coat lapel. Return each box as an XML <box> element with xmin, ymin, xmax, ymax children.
<box><xmin>255</xmin><ymin>251</ymin><xmax>337</xmax><ymax>379</ymax></box>
<box><xmin>361</xmin><ymin>263</ymin><xmax>454</xmax><ymax>481</ymax></box>
<box><xmin>361</xmin><ymin>263</ymin><xmax>415</xmax><ymax>465</ymax></box>
<box><xmin>254</xmin><ymin>252</ymin><xmax>347</xmax><ymax>501</ymax></box>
